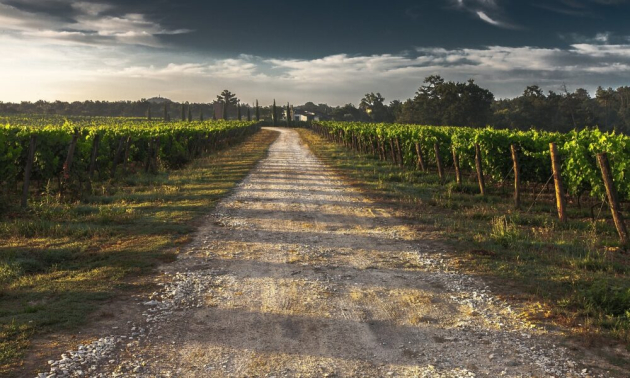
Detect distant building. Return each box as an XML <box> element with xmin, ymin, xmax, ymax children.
<box><xmin>284</xmin><ymin>110</ymin><xmax>320</xmax><ymax>122</ymax></box>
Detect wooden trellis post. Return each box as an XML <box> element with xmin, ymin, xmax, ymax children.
<box><xmin>511</xmin><ymin>144</ymin><xmax>521</xmax><ymax>209</ymax></box>
<box><xmin>415</xmin><ymin>142</ymin><xmax>426</xmax><ymax>172</ymax></box>
<box><xmin>597</xmin><ymin>153</ymin><xmax>628</xmax><ymax>245</ymax></box>
<box><xmin>63</xmin><ymin>130</ymin><xmax>80</xmax><ymax>179</ymax></box>
<box><xmin>549</xmin><ymin>143</ymin><xmax>567</xmax><ymax>222</ymax></box>
<box><xmin>452</xmin><ymin>147</ymin><xmax>462</xmax><ymax>186</ymax></box>
<box><xmin>21</xmin><ymin>135</ymin><xmax>37</xmax><ymax>208</ymax></box>
<box><xmin>389</xmin><ymin>139</ymin><xmax>397</xmax><ymax>164</ymax></box>
<box><xmin>475</xmin><ymin>144</ymin><xmax>486</xmax><ymax>196</ymax></box>
<box><xmin>88</xmin><ymin>134</ymin><xmax>101</xmax><ymax>180</ymax></box>
<box><xmin>434</xmin><ymin>143</ymin><xmax>444</xmax><ymax>183</ymax></box>
<box><xmin>395</xmin><ymin>138</ymin><xmax>403</xmax><ymax>168</ymax></box>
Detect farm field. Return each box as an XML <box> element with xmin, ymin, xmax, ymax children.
<box><xmin>4</xmin><ymin>0</ymin><xmax>630</xmax><ymax>376</ymax></box>
<box><xmin>304</xmin><ymin>123</ymin><xmax>630</xmax><ymax>342</ymax></box>
<box><xmin>0</xmin><ymin>116</ymin><xmax>276</xmax><ymax>376</ymax></box>
<box><xmin>0</xmin><ymin>117</ymin><xmax>629</xmax><ymax>377</ymax></box>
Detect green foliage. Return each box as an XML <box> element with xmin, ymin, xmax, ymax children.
<box><xmin>272</xmin><ymin>100</ymin><xmax>277</xmax><ymax>126</ymax></box>
<box><xmin>216</xmin><ymin>90</ymin><xmax>238</xmax><ymax>120</ymax></box>
<box><xmin>0</xmin><ymin>129</ymin><xmax>277</xmax><ymax>375</ymax></box>
<box><xmin>0</xmin><ymin>117</ymin><xmax>259</xmax><ymax>191</ymax></box>
<box><xmin>300</xmin><ymin>127</ymin><xmax>630</xmax><ymax>348</ymax></box>
<box><xmin>399</xmin><ymin>75</ymin><xmax>494</xmax><ymax>127</ymax></box>
<box><xmin>317</xmin><ymin>121</ymin><xmax>630</xmax><ymax>200</ymax></box>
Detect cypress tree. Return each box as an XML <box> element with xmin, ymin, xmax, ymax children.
<box><xmin>147</xmin><ymin>105</ymin><xmax>152</xmax><ymax>121</ymax></box>
<box><xmin>272</xmin><ymin>100</ymin><xmax>277</xmax><ymax>126</ymax></box>
<box><xmin>163</xmin><ymin>103</ymin><xmax>168</xmax><ymax>121</ymax></box>
<box><xmin>212</xmin><ymin>105</ymin><xmax>216</xmax><ymax>120</ymax></box>
<box><xmin>188</xmin><ymin>107</ymin><xmax>192</xmax><ymax>122</ymax></box>
<box><xmin>181</xmin><ymin>104</ymin><xmax>185</xmax><ymax>121</ymax></box>
<box><xmin>286</xmin><ymin>102</ymin><xmax>290</xmax><ymax>127</ymax></box>
<box><xmin>255</xmin><ymin>100</ymin><xmax>260</xmax><ymax>121</ymax></box>
<box><xmin>237</xmin><ymin>102</ymin><xmax>242</xmax><ymax>120</ymax></box>
<box><xmin>247</xmin><ymin>106</ymin><xmax>251</xmax><ymax>121</ymax></box>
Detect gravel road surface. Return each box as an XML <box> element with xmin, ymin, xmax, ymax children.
<box><xmin>38</xmin><ymin>128</ymin><xmax>624</xmax><ymax>378</ymax></box>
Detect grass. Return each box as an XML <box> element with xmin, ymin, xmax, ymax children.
<box><xmin>0</xmin><ymin>129</ymin><xmax>279</xmax><ymax>375</ymax></box>
<box><xmin>298</xmin><ymin>128</ymin><xmax>630</xmax><ymax>357</ymax></box>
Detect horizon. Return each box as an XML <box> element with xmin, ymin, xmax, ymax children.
<box><xmin>1</xmin><ymin>0</ymin><xmax>630</xmax><ymax>106</ymax></box>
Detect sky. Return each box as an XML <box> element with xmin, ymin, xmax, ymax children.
<box><xmin>1</xmin><ymin>0</ymin><xmax>630</xmax><ymax>106</ymax></box>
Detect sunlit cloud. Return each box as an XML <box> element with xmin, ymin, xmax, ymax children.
<box><xmin>0</xmin><ymin>0</ymin><xmax>629</xmax><ymax>105</ymax></box>
<box><xmin>0</xmin><ymin>1</ymin><xmax>191</xmax><ymax>47</ymax></box>
<box><xmin>2</xmin><ymin>35</ymin><xmax>630</xmax><ymax>104</ymax></box>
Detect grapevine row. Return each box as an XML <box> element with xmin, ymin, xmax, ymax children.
<box><xmin>0</xmin><ymin>120</ymin><xmax>261</xmax><ymax>206</ymax></box>
<box><xmin>310</xmin><ymin>122</ymin><xmax>630</xmax><ymax>243</ymax></box>
<box><xmin>312</xmin><ymin>122</ymin><xmax>630</xmax><ymax>200</ymax></box>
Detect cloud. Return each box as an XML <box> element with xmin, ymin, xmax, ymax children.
<box><xmin>71</xmin><ymin>2</ymin><xmax>113</xmax><ymax>16</ymax></box>
<box><xmin>1</xmin><ymin>13</ymin><xmax>630</xmax><ymax>105</ymax></box>
<box><xmin>0</xmin><ymin>0</ymin><xmax>191</xmax><ymax>47</ymax></box>
<box><xmin>100</xmin><ymin>57</ymin><xmax>267</xmax><ymax>81</ymax></box>
<box><xmin>476</xmin><ymin>11</ymin><xmax>502</xmax><ymax>26</ymax></box>
<box><xmin>536</xmin><ymin>0</ymin><xmax>628</xmax><ymax>16</ymax></box>
<box><xmin>0</xmin><ymin>2</ymin><xmax>64</xmax><ymax>31</ymax></box>
<box><xmin>448</xmin><ymin>0</ymin><xmax>519</xmax><ymax>29</ymax></box>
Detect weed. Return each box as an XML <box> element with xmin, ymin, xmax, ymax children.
<box><xmin>298</xmin><ymin>128</ymin><xmax>630</xmax><ymax>350</ymax></box>
<box><xmin>0</xmin><ymin>129</ymin><xmax>279</xmax><ymax>376</ymax></box>
<box><xmin>490</xmin><ymin>215</ymin><xmax>521</xmax><ymax>247</ymax></box>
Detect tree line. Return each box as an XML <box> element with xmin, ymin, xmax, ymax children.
<box><xmin>2</xmin><ymin>78</ymin><xmax>630</xmax><ymax>133</ymax></box>
<box><xmin>332</xmin><ymin>76</ymin><xmax>630</xmax><ymax>133</ymax></box>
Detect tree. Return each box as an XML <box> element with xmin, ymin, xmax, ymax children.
<box><xmin>163</xmin><ymin>103</ymin><xmax>168</xmax><ymax>121</ymax></box>
<box><xmin>147</xmin><ymin>105</ymin><xmax>151</xmax><ymax>121</ymax></box>
<box><xmin>237</xmin><ymin>101</ymin><xmax>242</xmax><ymax>121</ymax></box>
<box><xmin>455</xmin><ymin>79</ymin><xmax>494</xmax><ymax>127</ymax></box>
<box><xmin>560</xmin><ymin>84</ymin><xmax>579</xmax><ymax>129</ymax></box>
<box><xmin>388</xmin><ymin>100</ymin><xmax>403</xmax><ymax>122</ymax></box>
<box><xmin>188</xmin><ymin>106</ymin><xmax>192</xmax><ymax>122</ymax></box>
<box><xmin>359</xmin><ymin>92</ymin><xmax>387</xmax><ymax>122</ymax></box>
<box><xmin>596</xmin><ymin>86</ymin><xmax>616</xmax><ymax>130</ymax></box>
<box><xmin>399</xmin><ymin>76</ymin><xmax>493</xmax><ymax>127</ymax></box>
<box><xmin>247</xmin><ymin>106</ymin><xmax>251</xmax><ymax>121</ymax></box>
<box><xmin>255</xmin><ymin>100</ymin><xmax>260</xmax><ymax>121</ymax></box>
<box><xmin>217</xmin><ymin>90</ymin><xmax>238</xmax><ymax>120</ymax></box>
<box><xmin>181</xmin><ymin>103</ymin><xmax>186</xmax><ymax>121</ymax></box>
<box><xmin>331</xmin><ymin>104</ymin><xmax>362</xmax><ymax>121</ymax></box>
<box><xmin>272</xmin><ymin>100</ymin><xmax>277</xmax><ymax>126</ymax></box>
<box><xmin>286</xmin><ymin>102</ymin><xmax>291</xmax><ymax>127</ymax></box>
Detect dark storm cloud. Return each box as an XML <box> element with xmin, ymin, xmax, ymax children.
<box><xmin>1</xmin><ymin>0</ymin><xmax>630</xmax><ymax>103</ymax></box>
<box><xmin>0</xmin><ymin>0</ymin><xmax>190</xmax><ymax>47</ymax></box>
<box><xmin>2</xmin><ymin>0</ymin><xmax>629</xmax><ymax>53</ymax></box>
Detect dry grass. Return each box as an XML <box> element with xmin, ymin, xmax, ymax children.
<box><xmin>0</xmin><ymin>129</ymin><xmax>279</xmax><ymax>376</ymax></box>
<box><xmin>298</xmin><ymin>128</ymin><xmax>630</xmax><ymax>362</ymax></box>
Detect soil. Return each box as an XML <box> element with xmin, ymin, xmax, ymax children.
<box><xmin>32</xmin><ymin>128</ymin><xmax>629</xmax><ymax>378</ymax></box>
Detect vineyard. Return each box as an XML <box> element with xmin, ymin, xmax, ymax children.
<box><xmin>311</xmin><ymin>121</ymin><xmax>630</xmax><ymax>244</ymax></box>
<box><xmin>2</xmin><ymin>118</ymin><xmax>630</xmax><ymax>376</ymax></box>
<box><xmin>0</xmin><ymin>117</ymin><xmax>260</xmax><ymax>207</ymax></box>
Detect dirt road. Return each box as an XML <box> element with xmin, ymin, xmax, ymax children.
<box><xmin>40</xmin><ymin>128</ymin><xmax>621</xmax><ymax>377</ymax></box>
